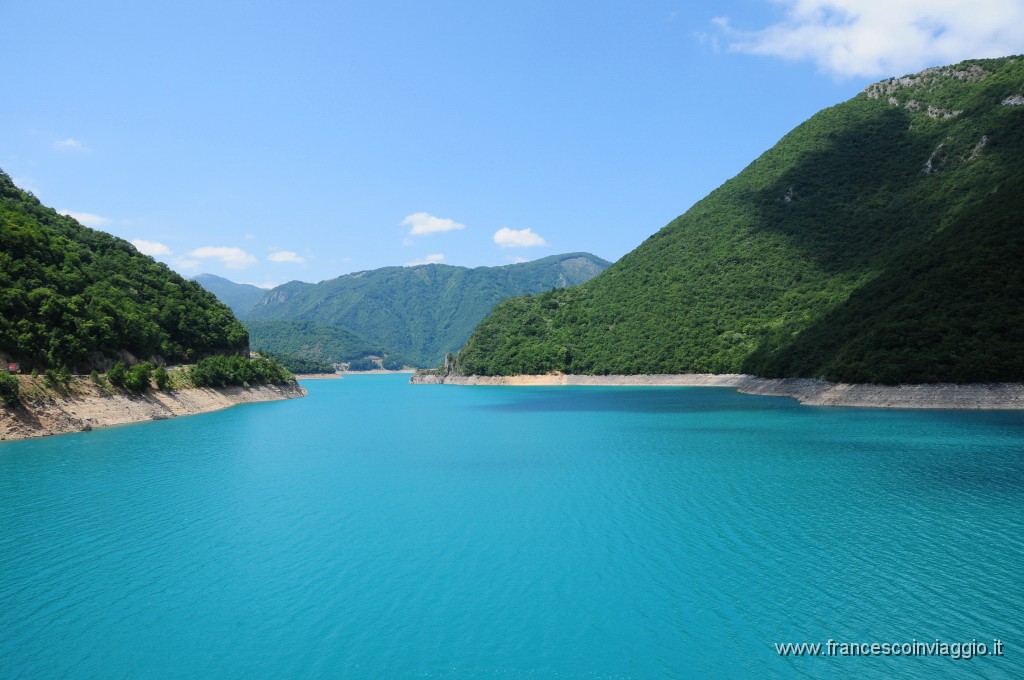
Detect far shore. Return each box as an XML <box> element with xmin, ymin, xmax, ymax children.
<box><xmin>409</xmin><ymin>372</ymin><xmax>1024</xmax><ymax>410</ymax></box>
<box><xmin>342</xmin><ymin>369</ymin><xmax>417</xmax><ymax>375</ymax></box>
<box><xmin>296</xmin><ymin>369</ymin><xmax>417</xmax><ymax>380</ymax></box>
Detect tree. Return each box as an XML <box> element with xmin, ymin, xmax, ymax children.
<box><xmin>124</xmin><ymin>362</ymin><xmax>153</xmax><ymax>392</ymax></box>
<box><xmin>107</xmin><ymin>361</ymin><xmax>127</xmax><ymax>387</ymax></box>
<box><xmin>0</xmin><ymin>372</ymin><xmax>20</xmax><ymax>406</ymax></box>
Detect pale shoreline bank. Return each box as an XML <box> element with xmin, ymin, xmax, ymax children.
<box><xmin>1</xmin><ymin>380</ymin><xmax>307</xmax><ymax>442</ymax></box>
<box><xmin>344</xmin><ymin>369</ymin><xmax>417</xmax><ymax>375</ymax></box>
<box><xmin>409</xmin><ymin>373</ymin><xmax>1024</xmax><ymax>409</ymax></box>
<box><xmin>295</xmin><ymin>369</ymin><xmax>417</xmax><ymax>380</ymax></box>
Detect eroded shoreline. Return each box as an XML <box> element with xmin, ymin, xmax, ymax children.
<box><xmin>1</xmin><ymin>381</ymin><xmax>307</xmax><ymax>441</ymax></box>
<box><xmin>410</xmin><ymin>373</ymin><xmax>1024</xmax><ymax>409</ymax></box>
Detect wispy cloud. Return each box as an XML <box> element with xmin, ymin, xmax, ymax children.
<box><xmin>493</xmin><ymin>227</ymin><xmax>547</xmax><ymax>248</ymax></box>
<box><xmin>188</xmin><ymin>246</ymin><xmax>257</xmax><ymax>269</ymax></box>
<box><xmin>713</xmin><ymin>0</ymin><xmax>1024</xmax><ymax>79</ymax></box>
<box><xmin>54</xmin><ymin>137</ymin><xmax>89</xmax><ymax>152</ymax></box>
<box><xmin>268</xmin><ymin>250</ymin><xmax>305</xmax><ymax>264</ymax></box>
<box><xmin>402</xmin><ymin>212</ymin><xmax>466</xmax><ymax>236</ymax></box>
<box><xmin>506</xmin><ymin>255</ymin><xmax>529</xmax><ymax>263</ymax></box>
<box><xmin>405</xmin><ymin>253</ymin><xmax>445</xmax><ymax>266</ymax></box>
<box><xmin>59</xmin><ymin>210</ymin><xmax>112</xmax><ymax>227</ymax></box>
<box><xmin>172</xmin><ymin>257</ymin><xmax>200</xmax><ymax>270</ymax></box>
<box><xmin>131</xmin><ymin>239</ymin><xmax>172</xmax><ymax>256</ymax></box>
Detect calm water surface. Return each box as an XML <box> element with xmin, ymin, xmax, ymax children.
<box><xmin>1</xmin><ymin>375</ymin><xmax>1022</xmax><ymax>678</ymax></box>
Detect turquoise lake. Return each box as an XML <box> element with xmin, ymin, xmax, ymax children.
<box><xmin>1</xmin><ymin>375</ymin><xmax>1022</xmax><ymax>678</ymax></box>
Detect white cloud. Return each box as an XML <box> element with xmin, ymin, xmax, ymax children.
<box><xmin>54</xmin><ymin>138</ymin><xmax>88</xmax><ymax>152</ymax></box>
<box><xmin>405</xmin><ymin>253</ymin><xmax>445</xmax><ymax>266</ymax></box>
<box><xmin>402</xmin><ymin>212</ymin><xmax>466</xmax><ymax>236</ymax></box>
<box><xmin>268</xmin><ymin>250</ymin><xmax>305</xmax><ymax>264</ymax></box>
<box><xmin>506</xmin><ymin>255</ymin><xmax>529</xmax><ymax>263</ymax></box>
<box><xmin>59</xmin><ymin>210</ymin><xmax>112</xmax><ymax>227</ymax></box>
<box><xmin>172</xmin><ymin>257</ymin><xmax>200</xmax><ymax>270</ymax></box>
<box><xmin>714</xmin><ymin>0</ymin><xmax>1024</xmax><ymax>79</ymax></box>
<box><xmin>188</xmin><ymin>246</ymin><xmax>257</xmax><ymax>269</ymax></box>
<box><xmin>131</xmin><ymin>239</ymin><xmax>172</xmax><ymax>256</ymax></box>
<box><xmin>243</xmin><ymin>280</ymin><xmax>279</xmax><ymax>289</ymax></box>
<box><xmin>493</xmin><ymin>227</ymin><xmax>547</xmax><ymax>248</ymax></box>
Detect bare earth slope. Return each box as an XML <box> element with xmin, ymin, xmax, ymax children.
<box><xmin>1</xmin><ymin>379</ymin><xmax>306</xmax><ymax>441</ymax></box>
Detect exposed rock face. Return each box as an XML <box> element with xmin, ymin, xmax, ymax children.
<box><xmin>969</xmin><ymin>135</ymin><xmax>989</xmax><ymax>161</ymax></box>
<box><xmin>865</xmin><ymin>63</ymin><xmax>988</xmax><ymax>100</ymax></box>
<box><xmin>922</xmin><ymin>144</ymin><xmax>948</xmax><ymax>175</ymax></box>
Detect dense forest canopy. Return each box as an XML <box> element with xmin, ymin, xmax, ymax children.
<box><xmin>245</xmin><ymin>320</ymin><xmax>383</xmax><ymax>370</ymax></box>
<box><xmin>0</xmin><ymin>171</ymin><xmax>249</xmax><ymax>371</ymax></box>
<box><xmin>455</xmin><ymin>57</ymin><xmax>1024</xmax><ymax>384</ymax></box>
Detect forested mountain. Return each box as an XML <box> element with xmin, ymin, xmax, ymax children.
<box><xmin>0</xmin><ymin>171</ymin><xmax>248</xmax><ymax>371</ymax></box>
<box><xmin>244</xmin><ymin>321</ymin><xmax>382</xmax><ymax>367</ymax></box>
<box><xmin>191</xmin><ymin>274</ymin><xmax>267</xmax><ymax>318</ymax></box>
<box><xmin>455</xmin><ymin>57</ymin><xmax>1024</xmax><ymax>384</ymax></box>
<box><xmin>231</xmin><ymin>253</ymin><xmax>610</xmax><ymax>366</ymax></box>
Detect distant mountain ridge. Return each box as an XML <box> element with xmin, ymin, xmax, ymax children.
<box><xmin>197</xmin><ymin>253</ymin><xmax>610</xmax><ymax>367</ymax></box>
<box><xmin>191</xmin><ymin>274</ymin><xmax>267</xmax><ymax>318</ymax></box>
<box><xmin>454</xmin><ymin>57</ymin><xmax>1024</xmax><ymax>384</ymax></box>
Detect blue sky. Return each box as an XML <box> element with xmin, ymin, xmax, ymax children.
<box><xmin>3</xmin><ymin>0</ymin><xmax>1022</xmax><ymax>286</ymax></box>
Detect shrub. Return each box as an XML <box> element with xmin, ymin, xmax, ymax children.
<box><xmin>0</xmin><ymin>373</ymin><xmax>20</xmax><ymax>406</ymax></box>
<box><xmin>124</xmin><ymin>362</ymin><xmax>153</xmax><ymax>392</ymax></box>
<box><xmin>107</xmin><ymin>361</ymin><xmax>127</xmax><ymax>387</ymax></box>
<box><xmin>43</xmin><ymin>367</ymin><xmax>70</xmax><ymax>388</ymax></box>
<box><xmin>188</xmin><ymin>355</ymin><xmax>293</xmax><ymax>388</ymax></box>
<box><xmin>346</xmin><ymin>357</ymin><xmax>378</xmax><ymax>371</ymax></box>
<box><xmin>381</xmin><ymin>356</ymin><xmax>405</xmax><ymax>370</ymax></box>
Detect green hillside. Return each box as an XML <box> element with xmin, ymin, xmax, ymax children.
<box><xmin>192</xmin><ymin>274</ymin><xmax>268</xmax><ymax>317</ymax></box>
<box><xmin>242</xmin><ymin>253</ymin><xmax>610</xmax><ymax>366</ymax></box>
<box><xmin>0</xmin><ymin>171</ymin><xmax>249</xmax><ymax>371</ymax></box>
<box><xmin>245</xmin><ymin>320</ymin><xmax>382</xmax><ymax>366</ymax></box>
<box><xmin>455</xmin><ymin>57</ymin><xmax>1024</xmax><ymax>384</ymax></box>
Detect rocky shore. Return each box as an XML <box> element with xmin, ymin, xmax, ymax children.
<box><xmin>0</xmin><ymin>380</ymin><xmax>307</xmax><ymax>441</ymax></box>
<box><xmin>409</xmin><ymin>372</ymin><xmax>1024</xmax><ymax>409</ymax></box>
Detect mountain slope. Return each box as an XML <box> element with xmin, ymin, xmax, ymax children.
<box><xmin>244</xmin><ymin>320</ymin><xmax>382</xmax><ymax>366</ymax></box>
<box><xmin>0</xmin><ymin>171</ymin><xmax>249</xmax><ymax>371</ymax></box>
<box><xmin>192</xmin><ymin>274</ymin><xmax>268</xmax><ymax>317</ymax></box>
<box><xmin>242</xmin><ymin>253</ymin><xmax>610</xmax><ymax>366</ymax></box>
<box><xmin>455</xmin><ymin>57</ymin><xmax>1024</xmax><ymax>383</ymax></box>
